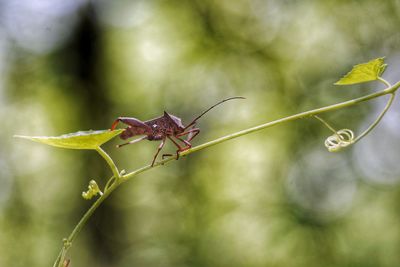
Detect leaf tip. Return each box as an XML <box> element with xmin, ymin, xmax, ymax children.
<box><xmin>13</xmin><ymin>129</ymin><xmax>124</xmax><ymax>149</ymax></box>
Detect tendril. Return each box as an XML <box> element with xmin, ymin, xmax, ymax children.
<box><xmin>324</xmin><ymin>129</ymin><xmax>355</xmax><ymax>152</ymax></box>
<box><xmin>313</xmin><ymin>116</ymin><xmax>355</xmax><ymax>152</ymax></box>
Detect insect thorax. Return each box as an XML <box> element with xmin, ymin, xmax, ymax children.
<box><xmin>145</xmin><ymin>113</ymin><xmax>185</xmax><ymax>137</ymax></box>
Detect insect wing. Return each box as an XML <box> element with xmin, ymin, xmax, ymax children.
<box><xmin>164</xmin><ymin>111</ymin><xmax>185</xmax><ymax>129</ymax></box>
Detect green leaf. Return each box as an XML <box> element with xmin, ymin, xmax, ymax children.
<box><xmin>14</xmin><ymin>129</ymin><xmax>124</xmax><ymax>150</ymax></box>
<box><xmin>334</xmin><ymin>57</ymin><xmax>387</xmax><ymax>85</ymax></box>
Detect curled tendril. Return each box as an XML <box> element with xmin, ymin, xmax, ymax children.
<box><xmin>82</xmin><ymin>180</ymin><xmax>103</xmax><ymax>200</ymax></box>
<box><xmin>324</xmin><ymin>129</ymin><xmax>355</xmax><ymax>152</ymax></box>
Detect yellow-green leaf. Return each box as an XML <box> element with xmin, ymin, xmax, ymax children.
<box><xmin>14</xmin><ymin>129</ymin><xmax>124</xmax><ymax>150</ymax></box>
<box><xmin>334</xmin><ymin>57</ymin><xmax>387</xmax><ymax>85</ymax></box>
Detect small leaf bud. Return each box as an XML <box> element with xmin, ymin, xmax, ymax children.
<box><xmin>82</xmin><ymin>180</ymin><xmax>102</xmax><ymax>200</ymax></box>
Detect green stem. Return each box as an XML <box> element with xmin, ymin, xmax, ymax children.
<box><xmin>96</xmin><ymin>146</ymin><xmax>120</xmax><ymax>179</ymax></box>
<box><xmin>122</xmin><ymin>80</ymin><xmax>400</xmax><ymax>180</ymax></box>
<box><xmin>353</xmin><ymin>93</ymin><xmax>396</xmax><ymax>143</ymax></box>
<box><xmin>104</xmin><ymin>176</ymin><xmax>117</xmax><ymax>192</ymax></box>
<box><xmin>54</xmin><ymin>178</ymin><xmax>122</xmax><ymax>267</ymax></box>
<box><xmin>52</xmin><ymin>249</ymin><xmax>64</xmax><ymax>267</ymax></box>
<box><xmin>53</xmin><ymin>79</ymin><xmax>400</xmax><ymax>266</ymax></box>
<box><xmin>313</xmin><ymin>115</ymin><xmax>338</xmax><ymax>133</ymax></box>
<box><xmin>55</xmin><ymin>147</ymin><xmax>121</xmax><ymax>266</ymax></box>
<box><xmin>67</xmin><ymin>180</ymin><xmax>120</xmax><ymax>244</ymax></box>
<box><xmin>378</xmin><ymin>77</ymin><xmax>392</xmax><ymax>88</ymax></box>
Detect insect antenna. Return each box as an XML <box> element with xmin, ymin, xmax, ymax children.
<box><xmin>184</xmin><ymin>96</ymin><xmax>245</xmax><ymax>130</ymax></box>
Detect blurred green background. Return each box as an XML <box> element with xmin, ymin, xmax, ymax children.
<box><xmin>1</xmin><ymin>1</ymin><xmax>400</xmax><ymax>266</ymax></box>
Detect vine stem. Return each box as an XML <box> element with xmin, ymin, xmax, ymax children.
<box><xmin>122</xmin><ymin>79</ymin><xmax>400</xmax><ymax>178</ymax></box>
<box><xmin>54</xmin><ymin>79</ymin><xmax>400</xmax><ymax>266</ymax></box>
<box><xmin>54</xmin><ymin>177</ymin><xmax>122</xmax><ymax>267</ymax></box>
<box><xmin>54</xmin><ymin>148</ymin><xmax>122</xmax><ymax>267</ymax></box>
<box><xmin>313</xmin><ymin>115</ymin><xmax>338</xmax><ymax>133</ymax></box>
<box><xmin>353</xmin><ymin>79</ymin><xmax>396</xmax><ymax>143</ymax></box>
<box><xmin>96</xmin><ymin>147</ymin><xmax>120</xmax><ymax>179</ymax></box>
<box><xmin>378</xmin><ymin>77</ymin><xmax>392</xmax><ymax>88</ymax></box>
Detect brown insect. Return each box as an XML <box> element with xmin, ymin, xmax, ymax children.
<box><xmin>111</xmin><ymin>97</ymin><xmax>245</xmax><ymax>166</ymax></box>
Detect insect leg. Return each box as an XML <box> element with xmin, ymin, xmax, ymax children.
<box><xmin>116</xmin><ymin>136</ymin><xmax>148</xmax><ymax>148</ymax></box>
<box><xmin>166</xmin><ymin>135</ymin><xmax>185</xmax><ymax>160</ymax></box>
<box><xmin>186</xmin><ymin>128</ymin><xmax>200</xmax><ymax>142</ymax></box>
<box><xmin>175</xmin><ymin>128</ymin><xmax>200</xmax><ymax>149</ymax></box>
<box><xmin>162</xmin><ymin>128</ymin><xmax>200</xmax><ymax>160</ymax></box>
<box><xmin>175</xmin><ymin>136</ymin><xmax>191</xmax><ymax>148</ymax></box>
<box><xmin>162</xmin><ymin>153</ymin><xmax>173</xmax><ymax>159</ymax></box>
<box><xmin>111</xmin><ymin>117</ymin><xmax>150</xmax><ymax>130</ymax></box>
<box><xmin>151</xmin><ymin>137</ymin><xmax>166</xmax><ymax>166</ymax></box>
